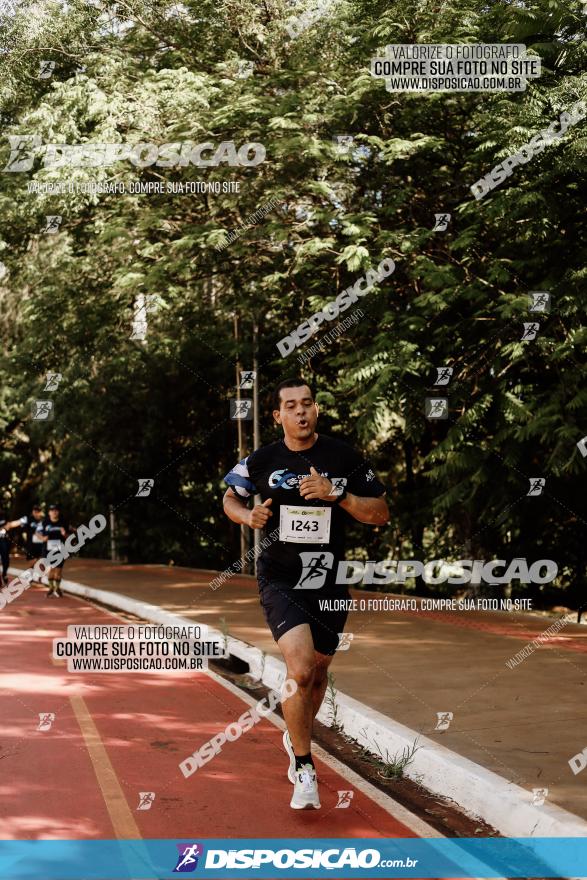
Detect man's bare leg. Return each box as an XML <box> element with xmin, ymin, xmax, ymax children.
<box><xmin>277</xmin><ymin>626</ymin><xmax>337</xmax><ymax>811</ymax></box>
<box><xmin>278</xmin><ymin>629</ymin><xmax>336</xmax><ymax>742</ymax></box>
<box><xmin>311</xmin><ymin>650</ymin><xmax>334</xmax><ymax>715</ymax></box>
<box><xmin>278</xmin><ymin>623</ymin><xmax>316</xmax><ymax>755</ymax></box>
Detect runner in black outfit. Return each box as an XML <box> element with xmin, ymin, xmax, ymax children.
<box><xmin>23</xmin><ymin>504</ymin><xmax>45</xmax><ymax>560</ymax></box>
<box><xmin>2</xmin><ymin>504</ymin><xmax>46</xmax><ymax>590</ymax></box>
<box><xmin>223</xmin><ymin>378</ymin><xmax>388</xmax><ymax>809</ymax></box>
<box><xmin>40</xmin><ymin>504</ymin><xmax>72</xmax><ymax>598</ymax></box>
<box><xmin>4</xmin><ymin>504</ymin><xmax>45</xmax><ymax>561</ymax></box>
<box><xmin>0</xmin><ymin>511</ymin><xmax>10</xmax><ymax>589</ymax></box>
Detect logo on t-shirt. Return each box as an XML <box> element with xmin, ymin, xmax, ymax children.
<box><xmin>269</xmin><ymin>468</ymin><xmax>333</xmax><ymax>491</ymax></box>
<box><xmin>268</xmin><ymin>468</ymin><xmax>299</xmax><ymax>489</ymax></box>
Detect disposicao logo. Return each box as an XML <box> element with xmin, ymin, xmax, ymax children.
<box><xmin>173</xmin><ymin>843</ymin><xmax>204</xmax><ymax>872</ymax></box>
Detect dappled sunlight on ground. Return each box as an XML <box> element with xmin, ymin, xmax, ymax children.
<box><xmin>0</xmin><ymin>673</ymin><xmax>77</xmax><ymax>695</ymax></box>
<box><xmin>0</xmin><ymin>627</ymin><xmax>62</xmax><ymax>639</ymax></box>
<box><xmin>1</xmin><ymin>815</ymin><xmax>104</xmax><ymax>840</ymax></box>
<box><xmin>6</xmin><ymin>558</ymin><xmax>587</xmax><ymax>827</ymax></box>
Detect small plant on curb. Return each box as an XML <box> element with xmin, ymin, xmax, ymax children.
<box><xmin>219</xmin><ymin>616</ymin><xmax>229</xmax><ymax>653</ymax></box>
<box><xmin>325</xmin><ymin>671</ymin><xmax>344</xmax><ymax>734</ymax></box>
<box><xmin>353</xmin><ymin>728</ymin><xmax>420</xmax><ymax>780</ymax></box>
<box><xmin>376</xmin><ymin>740</ymin><xmax>420</xmax><ymax>780</ymax></box>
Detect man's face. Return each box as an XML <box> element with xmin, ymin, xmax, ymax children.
<box><xmin>33</xmin><ymin>509</ymin><xmax>43</xmax><ymax>521</ymax></box>
<box><xmin>273</xmin><ymin>385</ymin><xmax>318</xmax><ymax>441</ymax></box>
<box><xmin>49</xmin><ymin>509</ymin><xmax>59</xmax><ymax>522</ymax></box>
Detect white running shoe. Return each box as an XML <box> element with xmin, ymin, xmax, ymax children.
<box><xmin>282</xmin><ymin>730</ymin><xmax>296</xmax><ymax>784</ymax></box>
<box><xmin>290</xmin><ymin>763</ymin><xmax>320</xmax><ymax>810</ymax></box>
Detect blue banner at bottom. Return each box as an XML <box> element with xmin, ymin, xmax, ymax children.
<box><xmin>0</xmin><ymin>837</ymin><xmax>585</xmax><ymax>878</ymax></box>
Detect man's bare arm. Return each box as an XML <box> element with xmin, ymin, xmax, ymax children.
<box><xmin>339</xmin><ymin>493</ymin><xmax>389</xmax><ymax>525</ymax></box>
<box><xmin>223</xmin><ymin>488</ymin><xmax>273</xmax><ymax>529</ymax></box>
<box><xmin>299</xmin><ymin>467</ymin><xmax>389</xmax><ymax>525</ymax></box>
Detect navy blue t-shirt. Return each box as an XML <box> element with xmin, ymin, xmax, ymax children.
<box><xmin>224</xmin><ymin>434</ymin><xmax>386</xmax><ymax>589</ymax></box>
<box><xmin>41</xmin><ymin>518</ymin><xmax>68</xmax><ymax>549</ymax></box>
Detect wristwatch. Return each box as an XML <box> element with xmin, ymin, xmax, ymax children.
<box><xmin>330</xmin><ymin>486</ymin><xmax>348</xmax><ymax>504</ymax></box>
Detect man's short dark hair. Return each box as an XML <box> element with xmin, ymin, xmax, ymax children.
<box><xmin>272</xmin><ymin>378</ymin><xmax>313</xmax><ymax>411</ymax></box>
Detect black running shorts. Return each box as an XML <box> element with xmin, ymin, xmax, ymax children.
<box><xmin>258</xmin><ymin>577</ymin><xmax>351</xmax><ymax>656</ymax></box>
<box><xmin>47</xmin><ymin>552</ymin><xmax>65</xmax><ymax>570</ymax></box>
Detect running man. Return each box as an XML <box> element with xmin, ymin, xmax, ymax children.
<box><xmin>0</xmin><ymin>511</ymin><xmax>10</xmax><ymax>589</ymax></box>
<box><xmin>40</xmin><ymin>504</ymin><xmax>72</xmax><ymax>598</ymax></box>
<box><xmin>223</xmin><ymin>378</ymin><xmax>388</xmax><ymax>809</ymax></box>
<box><xmin>1</xmin><ymin>504</ymin><xmax>45</xmax><ymax>590</ymax></box>
<box><xmin>4</xmin><ymin>504</ymin><xmax>45</xmax><ymax>561</ymax></box>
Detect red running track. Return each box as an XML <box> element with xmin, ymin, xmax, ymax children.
<box><xmin>0</xmin><ymin>581</ymin><xmax>433</xmax><ymax>842</ymax></box>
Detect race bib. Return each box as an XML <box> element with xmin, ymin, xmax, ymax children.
<box><xmin>47</xmin><ymin>539</ymin><xmax>62</xmax><ymax>549</ymax></box>
<box><xmin>279</xmin><ymin>506</ymin><xmax>331</xmax><ymax>543</ymax></box>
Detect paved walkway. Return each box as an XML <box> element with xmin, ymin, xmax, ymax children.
<box><xmin>8</xmin><ymin>557</ymin><xmax>587</xmax><ymax>824</ymax></box>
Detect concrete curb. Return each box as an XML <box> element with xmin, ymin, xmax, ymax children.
<box><xmin>16</xmin><ymin>569</ymin><xmax>587</xmax><ymax>839</ymax></box>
